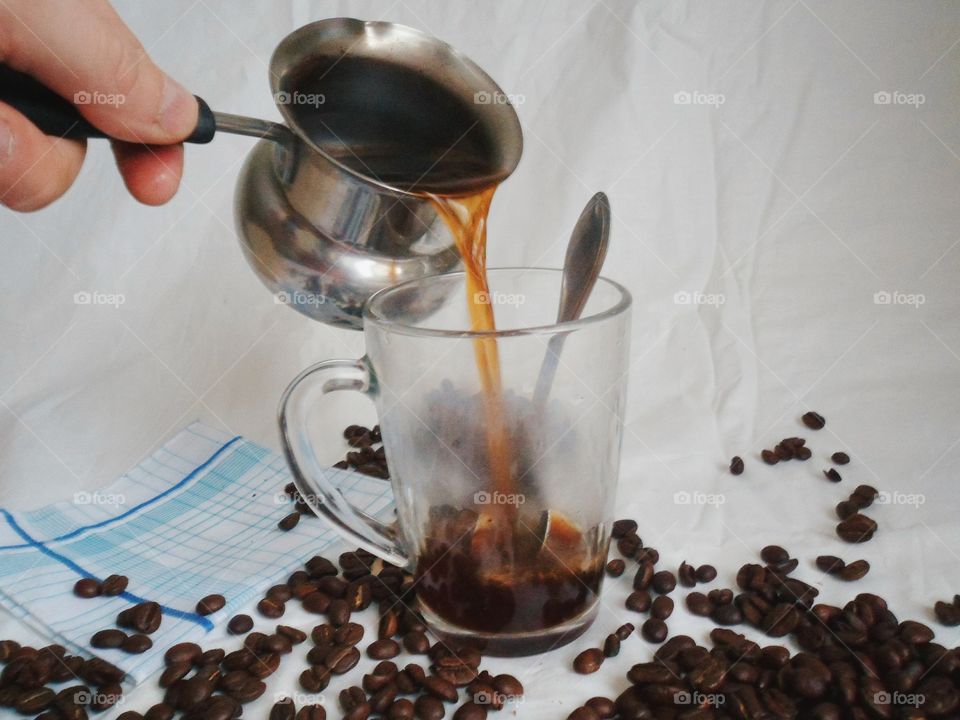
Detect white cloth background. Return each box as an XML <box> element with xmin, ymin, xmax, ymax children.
<box><xmin>1</xmin><ymin>1</ymin><xmax>959</xmax><ymax>717</ymax></box>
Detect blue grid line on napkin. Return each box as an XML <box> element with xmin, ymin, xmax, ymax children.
<box><xmin>0</xmin><ymin>422</ymin><xmax>396</xmax><ymax>685</ymax></box>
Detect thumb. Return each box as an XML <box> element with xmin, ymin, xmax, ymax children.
<box><xmin>1</xmin><ymin>0</ymin><xmax>198</xmax><ymax>144</ymax></box>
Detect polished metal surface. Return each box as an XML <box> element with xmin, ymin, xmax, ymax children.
<box><xmin>532</xmin><ymin>192</ymin><xmax>612</xmax><ymax>406</ymax></box>
<box><xmin>213</xmin><ymin>112</ymin><xmax>291</xmax><ymax>144</ymax></box>
<box><xmin>234</xmin><ymin>17</ymin><xmax>523</xmax><ymax>328</ymax></box>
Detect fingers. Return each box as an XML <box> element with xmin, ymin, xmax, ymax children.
<box><xmin>111</xmin><ymin>141</ymin><xmax>184</xmax><ymax>206</ymax></box>
<box><xmin>0</xmin><ymin>101</ymin><xmax>85</xmax><ymax>211</ymax></box>
<box><xmin>0</xmin><ymin>0</ymin><xmax>198</xmax><ymax>144</ymax></box>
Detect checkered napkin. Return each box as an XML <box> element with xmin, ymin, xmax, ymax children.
<box><xmin>0</xmin><ymin>422</ymin><xmax>395</xmax><ymax>686</ymax></box>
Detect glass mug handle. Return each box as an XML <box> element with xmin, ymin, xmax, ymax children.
<box><xmin>278</xmin><ymin>358</ymin><xmax>410</xmax><ymax>569</ymax></box>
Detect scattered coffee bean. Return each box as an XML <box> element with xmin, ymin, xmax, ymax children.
<box><xmin>101</xmin><ymin>574</ymin><xmax>129</xmax><ymax>596</ymax></box>
<box><xmin>760</xmin><ymin>545</ymin><xmax>789</xmax><ymax>564</ymax></box>
<box><xmin>686</xmin><ymin>592</ymin><xmax>713</xmax><ymax>616</ymax></box>
<box><xmin>568</xmin><ymin>707</ymin><xmax>600</xmax><ymax>720</ymax></box>
<box><xmin>695</xmin><ymin>564</ymin><xmax>717</xmax><ymax>583</ymax></box>
<box><xmin>368</xmin><ymin>638</ymin><xmax>401</xmax><ymax>660</ymax></box>
<box><xmin>452</xmin><ymin>702</ymin><xmax>486</xmax><ymax>720</ymax></box>
<box><xmin>602</xmin><ymin>634</ymin><xmax>620</xmax><ymax>658</ymax></box>
<box><xmin>831</xmin><ymin>451</ymin><xmax>850</xmax><ymax>465</ymax></box>
<box><xmin>615</xmin><ymin>623</ymin><xmax>634</xmax><ymax>641</ymax></box>
<box><xmin>227</xmin><ymin>614</ymin><xmax>253</xmax><ymax>634</ymax></box>
<box><xmin>605</xmin><ymin>559</ymin><xmax>625</xmax><ymax>577</ymax></box>
<box><xmin>837</xmin><ymin>559</ymin><xmax>870</xmax><ymax>581</ymax></box>
<box><xmin>730</xmin><ymin>456</ymin><xmax>744</xmax><ymax>475</ymax></box>
<box><xmin>836</xmin><ymin>513</ymin><xmax>878</xmax><ymax>543</ymax></box>
<box><xmin>815</xmin><ymin>555</ymin><xmax>845</xmax><ymax>574</ymax></box>
<box><xmin>678</xmin><ymin>561</ymin><xmax>696</xmax><ymax>587</ymax></box>
<box><xmin>258</xmin><ymin>597</ymin><xmax>285</xmax><ymax>618</ymax></box>
<box><xmin>651</xmin><ymin>595</ymin><xmax>674</xmax><ymax>620</ymax></box>
<box><xmin>802</xmin><ymin>411</ymin><xmax>825</xmax><ymax>429</ymax></box>
<box><xmin>121</xmin><ymin>633</ymin><xmax>152</xmax><ymax>654</ymax></box>
<box><xmin>934</xmin><ymin>600</ymin><xmax>960</xmax><ymax>626</ymax></box>
<box><xmin>118</xmin><ymin>601</ymin><xmax>162</xmax><ymax>633</ymax></box>
<box><xmin>761</xmin><ymin>449</ymin><xmax>779</xmax><ymax>465</ymax></box>
<box><xmin>611</xmin><ymin>518</ymin><xmax>637</xmax><ymax>539</ymax></box>
<box><xmin>586</xmin><ymin>697</ymin><xmax>616</xmax><ymax>719</ymax></box>
<box><xmin>414</xmin><ymin>695</ymin><xmax>445</xmax><ymax>720</ymax></box>
<box><xmin>91</xmin><ymin>629</ymin><xmax>127</xmax><ymax>649</ymax></box>
<box><xmin>625</xmin><ymin>590</ymin><xmax>651</xmax><ymax>613</ymax></box>
<box><xmin>823</xmin><ymin>468</ymin><xmax>842</xmax><ymax>483</ymax></box>
<box><xmin>196</xmin><ymin>593</ymin><xmax>225</xmax><ymax>615</ymax></box>
<box><xmin>271</xmin><ymin>697</ymin><xmax>297</xmax><ymax>720</ymax></box>
<box><xmin>641</xmin><ymin>618</ymin><xmax>668</xmax><ymax>643</ymax></box>
<box><xmin>651</xmin><ymin>570</ymin><xmax>676</xmax><ymax>594</ymax></box>
<box><xmin>573</xmin><ymin>648</ymin><xmax>604</xmax><ymax>674</ymax></box>
<box><xmin>297</xmin><ymin>706</ymin><xmax>327</xmax><ymax>720</ymax></box>
<box><xmin>836</xmin><ymin>500</ymin><xmax>858</xmax><ymax>519</ymax></box>
<box><xmin>852</xmin><ymin>484</ymin><xmax>878</xmax><ymax>507</ymax></box>
<box><xmin>73</xmin><ymin>577</ymin><xmax>101</xmax><ymax>598</ymax></box>
<box><xmin>278</xmin><ymin>512</ymin><xmax>301</xmax><ymax>531</ymax></box>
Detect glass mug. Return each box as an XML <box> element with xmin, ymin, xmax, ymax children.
<box><xmin>280</xmin><ymin>268</ymin><xmax>632</xmax><ymax>655</ymax></box>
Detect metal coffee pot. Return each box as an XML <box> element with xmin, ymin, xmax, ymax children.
<box><xmin>0</xmin><ymin>18</ymin><xmax>523</xmax><ymax>328</ymax></box>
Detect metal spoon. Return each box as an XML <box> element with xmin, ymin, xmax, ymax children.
<box><xmin>532</xmin><ymin>191</ymin><xmax>612</xmax><ymax>408</ymax></box>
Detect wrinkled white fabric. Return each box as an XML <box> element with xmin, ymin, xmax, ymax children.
<box><xmin>1</xmin><ymin>1</ymin><xmax>958</xmax><ymax>716</ymax></box>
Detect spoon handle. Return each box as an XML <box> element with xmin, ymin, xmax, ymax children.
<box><xmin>0</xmin><ymin>65</ymin><xmax>287</xmax><ymax>145</ymax></box>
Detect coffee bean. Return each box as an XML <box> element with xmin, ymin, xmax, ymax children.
<box><xmin>568</xmin><ymin>708</ymin><xmax>600</xmax><ymax>720</ymax></box>
<box><xmin>651</xmin><ymin>595</ymin><xmax>674</xmax><ymax>620</ymax></box>
<box><xmin>196</xmin><ymin>594</ymin><xmax>225</xmax><ymax>615</ymax></box>
<box><xmin>652</xmin><ymin>570</ymin><xmax>676</xmax><ymax>594</ymax></box>
<box><xmin>159</xmin><ymin>662</ymin><xmax>191</xmax><ymax>688</ymax></box>
<box><xmin>267</xmin><ymin>584</ymin><xmax>293</xmax><ymax>602</ymax></box>
<box><xmin>761</xmin><ymin>449</ymin><xmax>779</xmax><ymax>465</ymax></box>
<box><xmin>164</xmin><ymin>642</ymin><xmax>201</xmax><ymax>665</ymax></box>
<box><xmin>602</xmin><ymin>634</ymin><xmax>620</xmax><ymax>658</ymax></box>
<box><xmin>625</xmin><ymin>590</ymin><xmax>651</xmax><ymax>613</ymax></box>
<box><xmin>730</xmin><ymin>455</ymin><xmax>744</xmax><ymax>475</ymax></box>
<box><xmin>270</xmin><ymin>697</ymin><xmax>296</xmax><ymax>720</ymax></box>
<box><xmin>278</xmin><ymin>512</ymin><xmax>301</xmax><ymax>531</ymax></box>
<box><xmin>852</xmin><ymin>484</ymin><xmax>878</xmax><ymax>506</ymax></box>
<box><xmin>368</xmin><ymin>638</ymin><xmax>401</xmax><ymax>660</ymax></box>
<box><xmin>344</xmin><ymin>702</ymin><xmax>371</xmax><ymax>720</ymax></box>
<box><xmin>299</xmin><ymin>666</ymin><xmax>331</xmax><ymax>693</ymax></box>
<box><xmin>262</xmin><ymin>633</ymin><xmax>293</xmax><ymax>654</ymax></box>
<box><xmin>711</xmin><ymin>603</ymin><xmax>743</xmax><ymax>626</ymax></box>
<box><xmin>91</xmin><ymin>629</ymin><xmax>127</xmax><ymax>649</ymax></box>
<box><xmin>121</xmin><ymin>633</ymin><xmax>152</xmax><ymax>654</ymax></box>
<box><xmin>836</xmin><ymin>500</ymin><xmax>858</xmax><ymax>519</ymax></box>
<box><xmin>101</xmin><ymin>574</ymin><xmax>129</xmax><ymax>596</ymax></box>
<box><xmin>707</xmin><ymin>587</ymin><xmax>733</xmax><ymax>605</ymax></box>
<box><xmin>605</xmin><ymin>558</ymin><xmax>625</xmax><ymax>577</ymax></box>
<box><xmin>144</xmin><ymin>703</ymin><xmax>175</xmax><ymax>720</ymax></box>
<box><xmin>686</xmin><ymin>592</ymin><xmax>713</xmax><ymax>616</ymax></box>
<box><xmin>248</xmin><ymin>652</ymin><xmax>280</xmax><ymax>679</ymax></box>
<box><xmin>231</xmin><ymin>677</ymin><xmax>267</xmax><ymax>703</ymax></box>
<box><xmin>641</xmin><ymin>618</ymin><xmax>668</xmax><ymax>643</ymax></box>
<box><xmin>636</xmin><ymin>546</ymin><xmax>659</xmax><ymax>564</ymax></box>
<box><xmin>297</xmin><ymin>706</ymin><xmax>327</xmax><ymax>720</ymax></box>
<box><xmin>934</xmin><ymin>600</ymin><xmax>960</xmax><ymax>626</ymax></box>
<box><xmin>614</xmin><ymin>623</ymin><xmax>634</xmax><ymax>641</ymax></box>
<box><xmin>760</xmin><ymin>545</ymin><xmax>789</xmax><ymax>564</ymax></box>
<box><xmin>453</xmin><ymin>703</ymin><xmax>486</xmax><ymax>720</ymax></box>
<box><xmin>227</xmin><ymin>614</ymin><xmax>253</xmax><ymax>634</ymax></box>
<box><xmin>277</xmin><ymin>625</ymin><xmax>307</xmax><ymax>644</ymax></box>
<box><xmin>414</xmin><ymin>695</ymin><xmax>445</xmax><ymax>720</ymax></box>
<box><xmin>761</xmin><ymin>603</ymin><xmax>800</xmax><ymax>637</ymax></box>
<box><xmin>303</xmin><ymin>591</ymin><xmax>332</xmax><ymax>614</ymax></box>
<box><xmin>328</xmin><ymin>598</ymin><xmax>351</xmax><ymax>625</ymax></box>
<box><xmin>795</xmin><ymin>445</ymin><xmax>812</xmax><ymax>460</ymax></box>
<box><xmin>335</xmin><ymin>622</ymin><xmax>365</xmax><ymax>646</ymax></box>
<box><xmin>92</xmin><ymin>682</ymin><xmax>123</xmax><ymax>711</ymax></box>
<box><xmin>831</xmin><ymin>451</ymin><xmax>850</xmax><ymax>464</ymax></box>
<box><xmin>14</xmin><ymin>687</ymin><xmax>54</xmax><ymax>714</ymax></box>
<box><xmin>899</xmin><ymin>620</ymin><xmax>934</xmax><ymax>645</ymax></box>
<box><xmin>775</xmin><ymin>443</ymin><xmax>793</xmax><ymax>460</ymax></box>
<box><xmin>200</xmin><ymin>648</ymin><xmax>225</xmax><ymax>664</ymax></box>
<box><xmin>572</xmin><ymin>647</ymin><xmax>604</xmax><ymax>674</ymax></box>
<box><xmin>695</xmin><ymin>564</ymin><xmax>717</xmax><ymax>583</ymax></box>
<box><xmin>678</xmin><ymin>561</ymin><xmax>696</xmax><ymax>587</ymax></box>
<box><xmin>802</xmin><ymin>411</ymin><xmax>825</xmax><ymax>429</ymax></box>
<box><xmin>585</xmin><ymin>697</ymin><xmax>615</xmax><ymax>719</ymax></box>
<box><xmin>816</xmin><ymin>555</ymin><xmax>844</xmax><ymax>573</ymax></box>
<box><xmin>401</xmin><ymin>630</ymin><xmax>429</xmax><ymax>654</ymax></box>
<box><xmin>837</xmin><ymin>559</ymin><xmax>870</xmax><ymax>581</ymax></box>
<box><xmin>120</xmin><ymin>601</ymin><xmax>162</xmax><ymax>634</ymax></box>
<box><xmin>258</xmin><ymin>597</ymin><xmax>285</xmax><ymax>618</ymax></box>
<box><xmin>836</xmin><ymin>513</ymin><xmax>877</xmax><ymax>543</ymax></box>
<box><xmin>330</xmin><ymin>645</ymin><xmax>361</xmax><ymax>674</ymax></box>
<box><xmin>422</xmin><ymin>675</ymin><xmax>458</xmax><ymax>702</ymax></box>
<box><xmin>491</xmin><ymin>673</ymin><xmax>522</xmax><ymax>697</ymax></box>
<box><xmin>611</xmin><ymin>518</ymin><xmax>637</xmax><ymax>539</ymax></box>
<box><xmin>823</xmin><ymin>468</ymin><xmax>842</xmax><ymax>483</ymax></box>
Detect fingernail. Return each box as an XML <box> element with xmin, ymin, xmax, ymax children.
<box><xmin>0</xmin><ymin>120</ymin><xmax>13</xmax><ymax>167</ymax></box>
<box><xmin>158</xmin><ymin>74</ymin><xmax>197</xmax><ymax>138</ymax></box>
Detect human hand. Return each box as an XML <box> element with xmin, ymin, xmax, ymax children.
<box><xmin>0</xmin><ymin>0</ymin><xmax>198</xmax><ymax>210</ymax></box>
